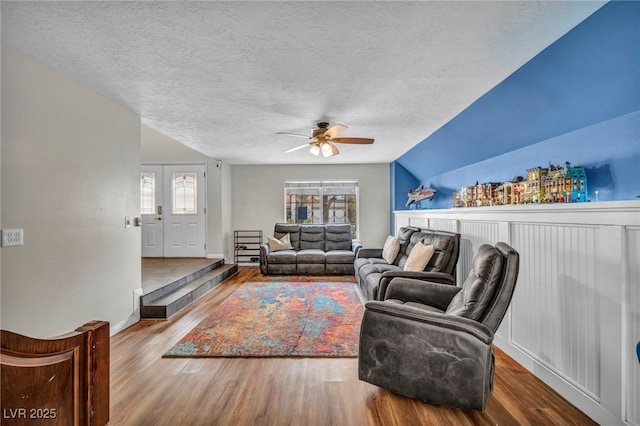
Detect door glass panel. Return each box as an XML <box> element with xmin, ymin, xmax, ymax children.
<box><xmin>140</xmin><ymin>172</ymin><xmax>155</xmax><ymax>215</ymax></box>
<box><xmin>172</xmin><ymin>172</ymin><xmax>197</xmax><ymax>215</ymax></box>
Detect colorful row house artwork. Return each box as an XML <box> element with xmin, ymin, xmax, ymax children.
<box><xmin>453</xmin><ymin>162</ymin><xmax>588</xmax><ymax>207</ymax></box>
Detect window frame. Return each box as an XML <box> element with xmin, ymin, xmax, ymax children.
<box><xmin>284</xmin><ymin>180</ymin><xmax>360</xmax><ymax>241</ymax></box>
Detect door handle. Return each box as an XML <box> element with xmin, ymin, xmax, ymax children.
<box><xmin>155</xmin><ymin>217</ymin><xmax>162</xmax><ymax>221</ymax></box>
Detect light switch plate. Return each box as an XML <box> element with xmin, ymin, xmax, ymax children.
<box><xmin>2</xmin><ymin>229</ymin><xmax>24</xmax><ymax>247</ymax></box>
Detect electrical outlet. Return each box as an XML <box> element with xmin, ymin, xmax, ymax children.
<box><xmin>2</xmin><ymin>229</ymin><xmax>24</xmax><ymax>247</ymax></box>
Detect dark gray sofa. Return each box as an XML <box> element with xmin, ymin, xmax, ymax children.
<box><xmin>354</xmin><ymin>226</ymin><xmax>461</xmax><ymax>300</ymax></box>
<box><xmin>260</xmin><ymin>223</ymin><xmax>362</xmax><ymax>275</ymax></box>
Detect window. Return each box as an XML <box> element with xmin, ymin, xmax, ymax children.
<box><xmin>284</xmin><ymin>180</ymin><xmax>359</xmax><ymax>239</ymax></box>
<box><xmin>140</xmin><ymin>172</ymin><xmax>155</xmax><ymax>215</ymax></box>
<box><xmin>172</xmin><ymin>172</ymin><xmax>197</xmax><ymax>215</ymax></box>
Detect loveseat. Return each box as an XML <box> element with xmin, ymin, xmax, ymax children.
<box><xmin>260</xmin><ymin>223</ymin><xmax>362</xmax><ymax>275</ymax></box>
<box><xmin>354</xmin><ymin>226</ymin><xmax>460</xmax><ymax>300</ymax></box>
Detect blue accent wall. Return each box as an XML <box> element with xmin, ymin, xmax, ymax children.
<box><xmin>392</xmin><ymin>1</ymin><xmax>640</xmax><ymax>210</ymax></box>
<box><xmin>390</xmin><ymin>161</ymin><xmax>419</xmax><ymax>229</ymax></box>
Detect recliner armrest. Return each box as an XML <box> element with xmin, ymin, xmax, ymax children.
<box><xmin>352</xmin><ymin>241</ymin><xmax>363</xmax><ymax>255</ymax></box>
<box><xmin>259</xmin><ymin>244</ymin><xmax>270</xmax><ymax>274</ymax></box>
<box><xmin>356</xmin><ymin>248</ymin><xmax>383</xmax><ymax>259</ymax></box>
<box><xmin>385</xmin><ymin>277</ymin><xmax>461</xmax><ymax>311</ymax></box>
<box><xmin>364</xmin><ymin>300</ymin><xmax>493</xmax><ymax>344</ymax></box>
<box><xmin>377</xmin><ymin>271</ymin><xmax>455</xmax><ymax>300</ymax></box>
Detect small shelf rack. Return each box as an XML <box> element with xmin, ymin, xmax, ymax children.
<box><xmin>234</xmin><ymin>230</ymin><xmax>263</xmax><ymax>265</ymax></box>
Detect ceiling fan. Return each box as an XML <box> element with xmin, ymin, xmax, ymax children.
<box><xmin>280</xmin><ymin>122</ymin><xmax>374</xmax><ymax>157</ymax></box>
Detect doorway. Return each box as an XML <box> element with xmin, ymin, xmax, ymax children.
<box><xmin>140</xmin><ymin>164</ymin><xmax>207</xmax><ymax>257</ymax></box>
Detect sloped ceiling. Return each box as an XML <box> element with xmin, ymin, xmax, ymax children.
<box><xmin>1</xmin><ymin>1</ymin><xmax>604</xmax><ymax>164</ymax></box>
<box><xmin>396</xmin><ymin>1</ymin><xmax>640</xmax><ymax>183</ymax></box>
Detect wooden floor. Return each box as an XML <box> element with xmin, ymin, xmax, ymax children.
<box><xmin>110</xmin><ymin>267</ymin><xmax>596</xmax><ymax>425</ymax></box>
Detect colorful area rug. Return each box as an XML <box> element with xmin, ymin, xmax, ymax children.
<box><xmin>164</xmin><ymin>281</ymin><xmax>364</xmax><ymax>358</ymax></box>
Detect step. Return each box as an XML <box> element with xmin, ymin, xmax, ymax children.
<box><xmin>140</xmin><ymin>263</ymin><xmax>238</xmax><ymax>319</ymax></box>
<box><xmin>141</xmin><ymin>258</ymin><xmax>224</xmax><ymax>305</ymax></box>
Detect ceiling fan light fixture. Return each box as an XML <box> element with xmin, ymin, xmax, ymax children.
<box><xmin>281</xmin><ymin>121</ymin><xmax>373</xmax><ymax>157</ymax></box>
<box><xmin>321</xmin><ymin>142</ymin><xmax>333</xmax><ymax>157</ymax></box>
<box><xmin>322</xmin><ymin>141</ymin><xmax>339</xmax><ymax>157</ymax></box>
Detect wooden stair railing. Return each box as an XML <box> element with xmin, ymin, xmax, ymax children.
<box><xmin>1</xmin><ymin>320</ymin><xmax>109</xmax><ymax>425</ymax></box>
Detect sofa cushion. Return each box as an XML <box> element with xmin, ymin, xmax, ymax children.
<box><xmin>394</xmin><ymin>226</ymin><xmax>421</xmax><ymax>266</ymax></box>
<box><xmin>326</xmin><ymin>250</ymin><xmax>355</xmax><ymax>264</ymax></box>
<box><xmin>403</xmin><ymin>242</ymin><xmax>435</xmax><ymax>272</ymax></box>
<box><xmin>325</xmin><ymin>224</ymin><xmax>353</xmax><ymax>251</ymax></box>
<box><xmin>399</xmin><ymin>231</ymin><xmax>454</xmax><ymax>271</ymax></box>
<box><xmin>296</xmin><ymin>249</ymin><xmax>325</xmax><ymax>264</ymax></box>
<box><xmin>274</xmin><ymin>223</ymin><xmax>301</xmax><ymax>251</ymax></box>
<box><xmin>299</xmin><ymin>225</ymin><xmax>325</xmax><ymax>250</ymax></box>
<box><xmin>358</xmin><ymin>263</ymin><xmax>403</xmax><ymax>299</ymax></box>
<box><xmin>266</xmin><ymin>250</ymin><xmax>297</xmax><ymax>264</ymax></box>
<box><xmin>446</xmin><ymin>245</ymin><xmax>503</xmax><ymax>320</ymax></box>
<box><xmin>267</xmin><ymin>233</ymin><xmax>293</xmax><ymax>252</ymax></box>
<box><xmin>354</xmin><ymin>258</ymin><xmax>384</xmax><ymax>284</ymax></box>
<box><xmin>355</xmin><ymin>257</ymin><xmax>388</xmax><ymax>269</ymax></box>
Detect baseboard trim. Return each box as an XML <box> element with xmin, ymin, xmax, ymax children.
<box><xmin>111</xmin><ymin>314</ymin><xmax>139</xmax><ymax>336</ymax></box>
<box><xmin>110</xmin><ymin>288</ymin><xmax>143</xmax><ymax>336</ymax></box>
<box><xmin>494</xmin><ymin>335</ymin><xmax>622</xmax><ymax>425</ymax></box>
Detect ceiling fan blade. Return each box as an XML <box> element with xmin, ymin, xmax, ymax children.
<box><xmin>285</xmin><ymin>142</ymin><xmax>311</xmax><ymax>153</ymax></box>
<box><xmin>329</xmin><ymin>141</ymin><xmax>340</xmax><ymax>156</ymax></box>
<box><xmin>324</xmin><ymin>124</ymin><xmax>348</xmax><ymax>139</ymax></box>
<box><xmin>330</xmin><ymin>137</ymin><xmax>374</xmax><ymax>145</ymax></box>
<box><xmin>277</xmin><ymin>132</ymin><xmax>310</xmax><ymax>139</ymax></box>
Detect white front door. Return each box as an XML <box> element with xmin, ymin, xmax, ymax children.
<box><xmin>140</xmin><ymin>164</ymin><xmax>207</xmax><ymax>258</ymax></box>
<box><xmin>140</xmin><ymin>165</ymin><xmax>164</xmax><ymax>257</ymax></box>
<box><xmin>162</xmin><ymin>164</ymin><xmax>206</xmax><ymax>257</ymax></box>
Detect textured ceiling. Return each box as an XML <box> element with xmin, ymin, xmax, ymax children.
<box><xmin>1</xmin><ymin>1</ymin><xmax>604</xmax><ymax>165</ymax></box>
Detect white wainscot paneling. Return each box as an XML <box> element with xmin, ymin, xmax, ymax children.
<box><xmin>428</xmin><ymin>218</ymin><xmax>458</xmax><ymax>233</ymax></box>
<box><xmin>511</xmin><ymin>223</ymin><xmax>600</xmax><ymax>399</ymax></box>
<box><xmin>626</xmin><ymin>227</ymin><xmax>640</xmax><ymax>426</ymax></box>
<box><xmin>408</xmin><ymin>216</ymin><xmax>429</xmax><ymax>229</ymax></box>
<box><xmin>395</xmin><ymin>201</ymin><xmax>640</xmax><ymax>426</ymax></box>
<box><xmin>395</xmin><ymin>215</ymin><xmax>410</xmax><ymax>231</ymax></box>
<box><xmin>458</xmin><ymin>220</ymin><xmax>501</xmax><ymax>284</ymax></box>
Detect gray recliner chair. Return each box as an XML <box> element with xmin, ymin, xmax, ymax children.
<box><xmin>358</xmin><ymin>242</ymin><xmax>520</xmax><ymax>410</ymax></box>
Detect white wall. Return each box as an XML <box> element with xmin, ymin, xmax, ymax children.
<box><xmin>140</xmin><ymin>125</ymin><xmax>229</xmax><ymax>258</ymax></box>
<box><xmin>231</xmin><ymin>164</ymin><xmax>390</xmax><ymax>260</ymax></box>
<box><xmin>1</xmin><ymin>44</ymin><xmax>141</xmax><ymax>337</ymax></box>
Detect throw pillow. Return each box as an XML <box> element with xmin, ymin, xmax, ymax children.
<box><xmin>267</xmin><ymin>233</ymin><xmax>293</xmax><ymax>252</ymax></box>
<box><xmin>381</xmin><ymin>236</ymin><xmax>400</xmax><ymax>264</ymax></box>
<box><xmin>403</xmin><ymin>241</ymin><xmax>435</xmax><ymax>272</ymax></box>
